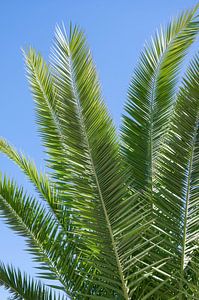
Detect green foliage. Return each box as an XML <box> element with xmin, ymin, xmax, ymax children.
<box><xmin>0</xmin><ymin>262</ymin><xmax>63</xmax><ymax>300</ymax></box>
<box><xmin>0</xmin><ymin>4</ymin><xmax>198</xmax><ymax>299</ymax></box>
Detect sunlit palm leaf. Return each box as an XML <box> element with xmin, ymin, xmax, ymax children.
<box><xmin>0</xmin><ymin>4</ymin><xmax>198</xmax><ymax>300</ymax></box>
<box><xmin>154</xmin><ymin>54</ymin><xmax>199</xmax><ymax>297</ymax></box>
<box><xmin>50</xmin><ymin>25</ymin><xmax>166</xmax><ymax>299</ymax></box>
<box><xmin>122</xmin><ymin>5</ymin><xmax>199</xmax><ymax>192</ymax></box>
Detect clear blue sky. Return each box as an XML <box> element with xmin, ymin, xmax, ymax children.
<box><xmin>0</xmin><ymin>1</ymin><xmax>198</xmax><ymax>298</ymax></box>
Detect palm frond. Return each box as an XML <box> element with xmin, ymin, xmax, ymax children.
<box><xmin>0</xmin><ymin>139</ymin><xmax>55</xmax><ymax>204</ymax></box>
<box><xmin>49</xmin><ymin>24</ymin><xmax>164</xmax><ymax>298</ymax></box>
<box><xmin>0</xmin><ymin>174</ymin><xmax>73</xmax><ymax>295</ymax></box>
<box><xmin>23</xmin><ymin>47</ymin><xmax>64</xmax><ymax>160</ymax></box>
<box><xmin>21</xmin><ymin>21</ymin><xmax>172</xmax><ymax>299</ymax></box>
<box><xmin>51</xmin><ymin>24</ymin><xmax>131</xmax><ymax>298</ymax></box>
<box><xmin>0</xmin><ymin>142</ymin><xmax>98</xmax><ymax>297</ymax></box>
<box><xmin>24</xmin><ymin>28</ymin><xmax>129</xmax><ymax>298</ymax></box>
<box><xmin>0</xmin><ymin>4</ymin><xmax>198</xmax><ymax>299</ymax></box>
<box><xmin>154</xmin><ymin>53</ymin><xmax>199</xmax><ymax>296</ymax></box>
<box><xmin>121</xmin><ymin>4</ymin><xmax>199</xmax><ymax>192</ymax></box>
<box><xmin>0</xmin><ymin>262</ymin><xmax>63</xmax><ymax>300</ymax></box>
<box><xmin>0</xmin><ymin>138</ymin><xmax>66</xmax><ymax>228</ymax></box>
<box><xmin>23</xmin><ymin>48</ymin><xmax>76</xmax><ymax>207</ymax></box>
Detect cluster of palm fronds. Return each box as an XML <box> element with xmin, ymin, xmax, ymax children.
<box><xmin>0</xmin><ymin>4</ymin><xmax>198</xmax><ymax>300</ymax></box>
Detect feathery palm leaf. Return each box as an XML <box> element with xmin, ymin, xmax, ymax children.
<box><xmin>0</xmin><ymin>3</ymin><xmax>198</xmax><ymax>299</ymax></box>
<box><xmin>0</xmin><ymin>139</ymin><xmax>65</xmax><ymax>228</ymax></box>
<box><xmin>122</xmin><ymin>4</ymin><xmax>199</xmax><ymax>192</ymax></box>
<box><xmin>0</xmin><ymin>262</ymin><xmax>63</xmax><ymax>300</ymax></box>
<box><xmin>0</xmin><ymin>175</ymin><xmax>68</xmax><ymax>289</ymax></box>
<box><xmin>153</xmin><ymin>54</ymin><xmax>199</xmax><ymax>298</ymax></box>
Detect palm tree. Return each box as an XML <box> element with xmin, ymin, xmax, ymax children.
<box><xmin>0</xmin><ymin>4</ymin><xmax>199</xmax><ymax>299</ymax></box>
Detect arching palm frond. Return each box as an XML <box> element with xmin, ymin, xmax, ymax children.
<box><xmin>121</xmin><ymin>5</ymin><xmax>199</xmax><ymax>298</ymax></box>
<box><xmin>44</xmin><ymin>25</ymin><xmax>160</xmax><ymax>298</ymax></box>
<box><xmin>0</xmin><ymin>25</ymin><xmax>164</xmax><ymax>300</ymax></box>
<box><xmin>0</xmin><ymin>139</ymin><xmax>59</xmax><ymax>210</ymax></box>
<box><xmin>0</xmin><ymin>3</ymin><xmax>198</xmax><ymax>300</ymax></box>
<box><xmin>122</xmin><ymin>5</ymin><xmax>199</xmax><ymax>192</ymax></box>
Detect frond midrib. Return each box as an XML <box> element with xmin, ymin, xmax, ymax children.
<box><xmin>30</xmin><ymin>60</ymin><xmax>66</xmax><ymax>150</ymax></box>
<box><xmin>148</xmin><ymin>14</ymin><xmax>194</xmax><ymax>192</ymax></box>
<box><xmin>68</xmin><ymin>48</ymin><xmax>129</xmax><ymax>300</ymax></box>
<box><xmin>25</xmin><ymin>59</ymin><xmax>75</xmax><ymax>234</ymax></box>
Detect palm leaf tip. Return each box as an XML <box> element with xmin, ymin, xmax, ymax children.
<box><xmin>0</xmin><ymin>262</ymin><xmax>61</xmax><ymax>300</ymax></box>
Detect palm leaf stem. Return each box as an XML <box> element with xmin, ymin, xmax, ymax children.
<box><xmin>68</xmin><ymin>47</ymin><xmax>129</xmax><ymax>300</ymax></box>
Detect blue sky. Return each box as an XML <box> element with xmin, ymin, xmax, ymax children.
<box><xmin>0</xmin><ymin>1</ymin><xmax>198</xmax><ymax>298</ymax></box>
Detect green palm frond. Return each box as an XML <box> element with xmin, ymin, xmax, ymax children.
<box><xmin>0</xmin><ymin>3</ymin><xmax>198</xmax><ymax>300</ymax></box>
<box><xmin>0</xmin><ymin>175</ymin><xmax>76</xmax><ymax>296</ymax></box>
<box><xmin>0</xmin><ymin>262</ymin><xmax>63</xmax><ymax>300</ymax></box>
<box><xmin>24</xmin><ymin>24</ymin><xmax>164</xmax><ymax>298</ymax></box>
<box><xmin>23</xmin><ymin>47</ymin><xmax>78</xmax><ymax>198</ymax></box>
<box><xmin>0</xmin><ymin>140</ymin><xmax>95</xmax><ymax>297</ymax></box>
<box><xmin>51</xmin><ymin>24</ymin><xmax>169</xmax><ymax>299</ymax></box>
<box><xmin>0</xmin><ymin>138</ymin><xmax>65</xmax><ymax>228</ymax></box>
<box><xmin>153</xmin><ymin>53</ymin><xmax>199</xmax><ymax>297</ymax></box>
<box><xmin>122</xmin><ymin>4</ymin><xmax>199</xmax><ymax>192</ymax></box>
<box><xmin>120</xmin><ymin>5</ymin><xmax>199</xmax><ymax>297</ymax></box>
<box><xmin>0</xmin><ymin>139</ymin><xmax>57</xmax><ymax>207</ymax></box>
